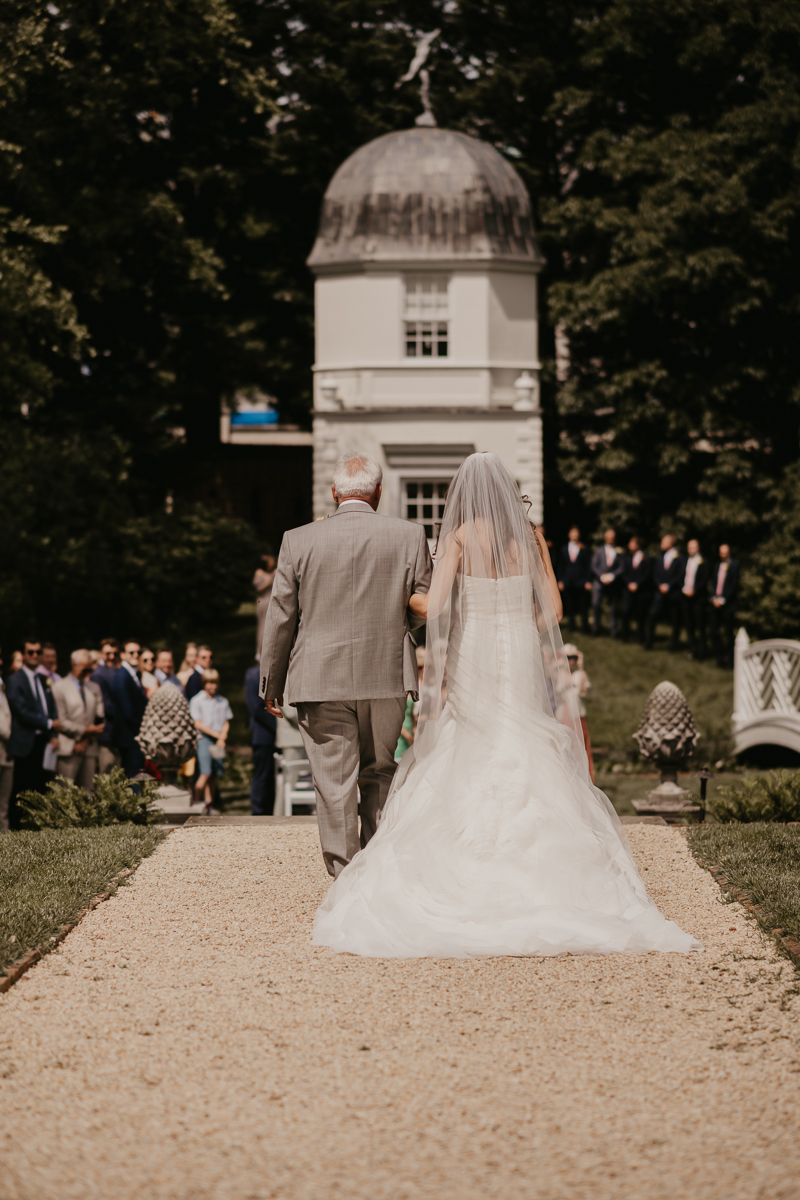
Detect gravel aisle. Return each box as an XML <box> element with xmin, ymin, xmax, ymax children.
<box><xmin>1</xmin><ymin>824</ymin><xmax>798</xmax><ymax>1200</ymax></box>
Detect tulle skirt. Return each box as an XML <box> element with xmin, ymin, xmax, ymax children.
<box><xmin>312</xmin><ymin>578</ymin><xmax>702</xmax><ymax>959</ymax></box>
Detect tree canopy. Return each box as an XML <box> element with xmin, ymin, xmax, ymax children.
<box><xmin>2</xmin><ymin>0</ymin><xmax>800</xmax><ymax>641</ymax></box>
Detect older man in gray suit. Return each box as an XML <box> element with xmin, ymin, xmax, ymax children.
<box><xmin>261</xmin><ymin>451</ymin><xmax>432</xmax><ymax>877</ymax></box>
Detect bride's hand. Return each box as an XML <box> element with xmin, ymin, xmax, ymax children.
<box><xmin>409</xmin><ymin>592</ymin><xmax>429</xmax><ymax>619</ymax></box>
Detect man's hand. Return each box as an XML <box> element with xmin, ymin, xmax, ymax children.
<box><xmin>601</xmin><ymin>573</ymin><xmax>614</xmax><ymax>585</ymax></box>
<box><xmin>628</xmin><ymin>582</ymin><xmax>638</xmax><ymax>592</ymax></box>
<box><xmin>87</xmin><ymin>722</ymin><xmax>104</xmax><ymax>735</ymax></box>
<box><xmin>49</xmin><ymin>736</ymin><xmax>58</xmax><ymax>750</ymax></box>
<box><xmin>659</xmin><ymin>583</ymin><xmax>669</xmax><ymax>594</ymax></box>
<box><xmin>557</xmin><ymin>580</ymin><xmax>565</xmax><ymax>591</ymax></box>
<box><xmin>266</xmin><ymin>695</ymin><xmax>284</xmax><ymax>718</ymax></box>
<box><xmin>51</xmin><ymin>719</ymin><xmax>62</xmax><ymax>731</ymax></box>
<box><xmin>584</xmin><ymin>582</ymin><xmax>592</xmax><ymax>591</ymax></box>
<box><xmin>75</xmin><ymin>738</ymin><xmax>88</xmax><ymax>755</ymax></box>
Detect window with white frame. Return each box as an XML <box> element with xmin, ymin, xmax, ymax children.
<box><xmin>402</xmin><ymin>480</ymin><xmax>450</xmax><ymax>540</ymax></box>
<box><xmin>404</xmin><ymin>276</ymin><xmax>449</xmax><ymax>358</ymax></box>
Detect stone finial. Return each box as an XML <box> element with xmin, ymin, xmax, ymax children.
<box><xmin>633</xmin><ymin>681</ymin><xmax>699</xmax><ymax>762</ymax></box>
<box><xmin>136</xmin><ymin>685</ymin><xmax>197</xmax><ymax>767</ymax></box>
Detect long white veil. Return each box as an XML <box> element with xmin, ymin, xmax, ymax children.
<box><xmin>390</xmin><ymin>451</ymin><xmax>606</xmax><ymax>808</ymax></box>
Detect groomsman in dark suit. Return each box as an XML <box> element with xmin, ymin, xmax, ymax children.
<box><xmin>709</xmin><ymin>544</ymin><xmax>740</xmax><ymax>668</ymax></box>
<box><xmin>590</xmin><ymin>529</ymin><xmax>624</xmax><ymax>636</ymax></box>
<box><xmin>681</xmin><ymin>539</ymin><xmax>710</xmax><ymax>660</ymax></box>
<box><xmin>111</xmin><ymin>641</ymin><xmax>148</xmax><ymax>777</ymax></box>
<box><xmin>91</xmin><ymin>638</ymin><xmax>120</xmax><ymax>773</ymax></box>
<box><xmin>245</xmin><ymin>657</ymin><xmax>277</xmax><ymax>814</ymax></box>
<box><xmin>645</xmin><ymin>535</ymin><xmax>686</xmax><ymax>651</ymax></box>
<box><xmin>621</xmin><ymin>537</ymin><xmax>651</xmax><ymax>644</ymax></box>
<box><xmin>556</xmin><ymin>526</ymin><xmax>591</xmax><ymax>634</ymax></box>
<box><xmin>6</xmin><ymin>639</ymin><xmax>61</xmax><ymax>828</ymax></box>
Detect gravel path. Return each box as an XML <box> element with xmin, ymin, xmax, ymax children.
<box><xmin>1</xmin><ymin>824</ymin><xmax>798</xmax><ymax>1200</ymax></box>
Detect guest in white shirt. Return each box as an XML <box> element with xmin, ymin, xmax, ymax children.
<box><xmin>710</xmin><ymin>544</ymin><xmax>740</xmax><ymax>668</ymax></box>
<box><xmin>681</xmin><ymin>539</ymin><xmax>709</xmax><ymax>660</ymax></box>
<box><xmin>621</xmin><ymin>537</ymin><xmax>652</xmax><ymax>644</ymax></box>
<box><xmin>556</xmin><ymin>526</ymin><xmax>591</xmax><ymax>633</ymax></box>
<box><xmin>36</xmin><ymin>643</ymin><xmax>62</xmax><ymax>684</ymax></box>
<box><xmin>6</xmin><ymin>640</ymin><xmax>62</xmax><ymax>828</ymax></box>
<box><xmin>189</xmin><ymin>670</ymin><xmax>233</xmax><ymax>814</ymax></box>
<box><xmin>645</xmin><ymin>535</ymin><xmax>686</xmax><ymax>651</ymax></box>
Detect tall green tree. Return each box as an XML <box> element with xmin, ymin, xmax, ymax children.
<box><xmin>543</xmin><ymin>0</ymin><xmax>800</xmax><ymax>550</ymax></box>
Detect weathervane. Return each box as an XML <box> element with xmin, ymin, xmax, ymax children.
<box><xmin>396</xmin><ymin>29</ymin><xmax>440</xmax><ymax>127</ymax></box>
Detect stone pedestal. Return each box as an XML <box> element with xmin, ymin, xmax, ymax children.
<box><xmin>632</xmin><ymin>780</ymin><xmax>702</xmax><ymax>824</ymax></box>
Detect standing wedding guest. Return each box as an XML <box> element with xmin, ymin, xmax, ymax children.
<box><xmin>6</xmin><ymin>640</ymin><xmax>61</xmax><ymax>828</ymax></box>
<box><xmin>37</xmin><ymin>642</ymin><xmax>62</xmax><ymax>683</ymax></box>
<box><xmin>91</xmin><ymin>639</ymin><xmax>121</xmax><ymax>774</ymax></box>
<box><xmin>621</xmin><ymin>537</ymin><xmax>651</xmax><ymax>644</ymax></box>
<box><xmin>645</xmin><ymin>535</ymin><xmax>685</xmax><ymax>651</ymax></box>
<box><xmin>52</xmin><ymin>650</ymin><xmax>105</xmax><ymax>789</ymax></box>
<box><xmin>189</xmin><ymin>669</ymin><xmax>232</xmax><ymax>814</ymax></box>
<box><xmin>261</xmin><ymin>450</ymin><xmax>432</xmax><ymax>877</ymax></box>
<box><xmin>560</xmin><ymin>644</ymin><xmax>594</xmax><ymax>782</ymax></box>
<box><xmin>254</xmin><ymin>554</ymin><xmax>277</xmax><ymax>654</ymax></box>
<box><xmin>556</xmin><ymin>526</ymin><xmax>591</xmax><ymax>633</ymax></box>
<box><xmin>111</xmin><ymin>641</ymin><xmax>147</xmax><ymax>777</ymax></box>
<box><xmin>88</xmin><ymin>650</ymin><xmax>102</xmax><ymax>670</ymax></box>
<box><xmin>139</xmin><ymin>648</ymin><xmax>159</xmax><ymax>698</ymax></box>
<box><xmin>245</xmin><ymin>657</ymin><xmax>277</xmax><ymax>814</ymax></box>
<box><xmin>8</xmin><ymin>650</ymin><xmax>23</xmax><ymax>675</ymax></box>
<box><xmin>177</xmin><ymin>643</ymin><xmax>198</xmax><ymax>688</ymax></box>
<box><xmin>154</xmin><ymin>649</ymin><xmax>182</xmax><ymax>690</ymax></box>
<box><xmin>709</xmin><ymin>544</ymin><xmax>740</xmax><ymax>669</ymax></box>
<box><xmin>185</xmin><ymin>645</ymin><xmax>213</xmax><ymax>702</ymax></box>
<box><xmin>0</xmin><ymin>648</ymin><xmax>13</xmax><ymax>831</ymax></box>
<box><xmin>681</xmin><ymin>539</ymin><xmax>709</xmax><ymax>660</ymax></box>
<box><xmin>590</xmin><ymin>529</ymin><xmax>623</xmax><ymax>637</ymax></box>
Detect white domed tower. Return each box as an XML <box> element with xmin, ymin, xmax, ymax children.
<box><xmin>308</xmin><ymin>126</ymin><xmax>545</xmax><ymax>530</ymax></box>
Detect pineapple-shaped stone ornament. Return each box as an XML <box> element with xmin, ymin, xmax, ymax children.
<box><xmin>632</xmin><ymin>682</ymin><xmax>702</xmax><ymax>820</ymax></box>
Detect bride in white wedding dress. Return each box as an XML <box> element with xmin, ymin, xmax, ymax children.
<box><xmin>312</xmin><ymin>453</ymin><xmax>702</xmax><ymax>958</ymax></box>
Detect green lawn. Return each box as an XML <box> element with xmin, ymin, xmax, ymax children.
<box><xmin>0</xmin><ymin>826</ymin><xmax>165</xmax><ymax>977</ymax></box>
<box><xmin>687</xmin><ymin>824</ymin><xmax>800</xmax><ymax>955</ymax></box>
<box><xmin>568</xmin><ymin>631</ymin><xmax>734</xmax><ymax>764</ymax></box>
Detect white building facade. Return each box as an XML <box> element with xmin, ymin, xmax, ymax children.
<box><xmin>308</xmin><ymin>127</ymin><xmax>545</xmax><ymax>535</ymax></box>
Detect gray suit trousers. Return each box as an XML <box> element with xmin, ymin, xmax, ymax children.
<box><xmin>296</xmin><ymin>698</ymin><xmax>406</xmax><ymax>878</ymax></box>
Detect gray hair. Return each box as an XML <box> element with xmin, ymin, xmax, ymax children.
<box><xmin>71</xmin><ymin>648</ymin><xmax>91</xmax><ymax>666</ymax></box>
<box><xmin>332</xmin><ymin>451</ymin><xmax>383</xmax><ymax>499</ymax></box>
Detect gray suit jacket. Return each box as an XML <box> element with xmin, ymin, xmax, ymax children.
<box><xmin>260</xmin><ymin>503</ymin><xmax>433</xmax><ymax>704</ymax></box>
<box><xmin>52</xmin><ymin>677</ymin><xmax>105</xmax><ymax>758</ymax></box>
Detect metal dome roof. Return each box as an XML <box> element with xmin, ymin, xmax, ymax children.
<box><xmin>307</xmin><ymin>127</ymin><xmax>543</xmax><ymax>271</ymax></box>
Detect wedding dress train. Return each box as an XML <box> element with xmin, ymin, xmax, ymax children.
<box><xmin>312</xmin><ymin>574</ymin><xmax>702</xmax><ymax>959</ymax></box>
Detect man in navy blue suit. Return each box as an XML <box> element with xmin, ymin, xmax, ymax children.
<box><xmin>111</xmin><ymin>641</ymin><xmax>148</xmax><ymax>777</ymax></box>
<box><xmin>185</xmin><ymin>645</ymin><xmax>213</xmax><ymax>702</ymax></box>
<box><xmin>7</xmin><ymin>639</ymin><xmax>61</xmax><ymax>828</ymax></box>
<box><xmin>556</xmin><ymin>526</ymin><xmax>591</xmax><ymax>634</ymax></box>
<box><xmin>645</xmin><ymin>535</ymin><xmax>686</xmax><ymax>651</ymax></box>
<box><xmin>91</xmin><ymin>638</ymin><xmax>121</xmax><ymax>773</ymax></box>
<box><xmin>621</xmin><ymin>537</ymin><xmax>652</xmax><ymax>644</ymax></box>
<box><xmin>245</xmin><ymin>658</ymin><xmax>277</xmax><ymax>814</ymax></box>
<box><xmin>709</xmin><ymin>544</ymin><xmax>740</xmax><ymax>668</ymax></box>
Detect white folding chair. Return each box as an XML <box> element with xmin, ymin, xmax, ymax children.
<box><xmin>274</xmin><ymin>751</ymin><xmax>316</xmax><ymax>816</ymax></box>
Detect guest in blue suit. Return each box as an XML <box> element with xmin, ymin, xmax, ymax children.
<box><xmin>245</xmin><ymin>658</ymin><xmax>277</xmax><ymax>814</ymax></box>
<box><xmin>7</xmin><ymin>639</ymin><xmax>60</xmax><ymax>828</ymax></box>
<box><xmin>185</xmin><ymin>645</ymin><xmax>213</xmax><ymax>702</ymax></box>
<box><xmin>91</xmin><ymin>638</ymin><xmax>121</xmax><ymax>773</ymax></box>
<box><xmin>111</xmin><ymin>641</ymin><xmax>148</xmax><ymax>777</ymax></box>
